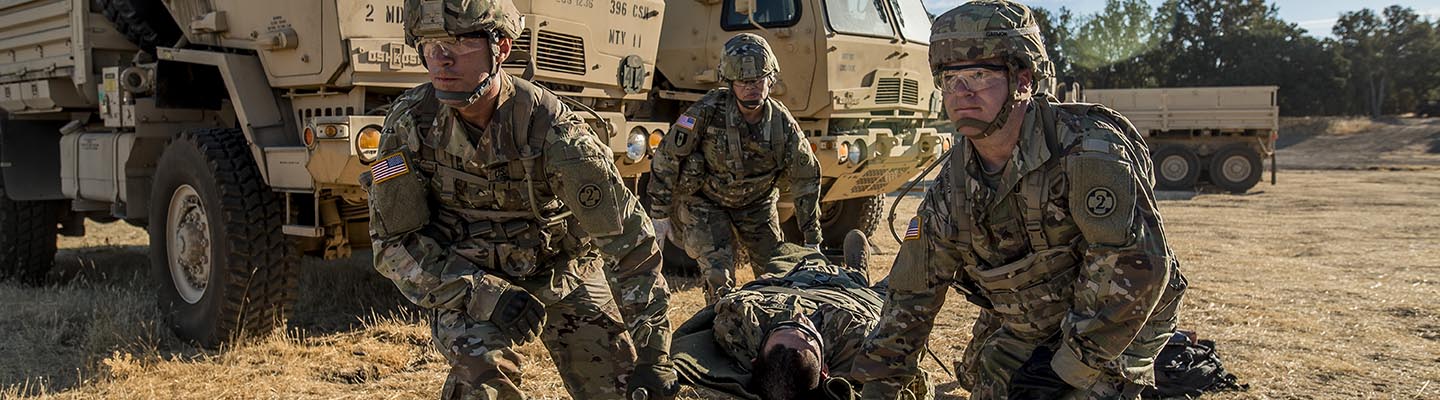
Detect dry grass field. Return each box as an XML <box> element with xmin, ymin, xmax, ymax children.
<box><xmin>1</xmin><ymin>118</ymin><xmax>1437</xmax><ymax>399</ymax></box>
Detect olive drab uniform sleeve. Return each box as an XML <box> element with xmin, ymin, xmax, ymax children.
<box><xmin>850</xmin><ymin>158</ymin><xmax>970</xmax><ymax>392</ymax></box>
<box><xmin>774</xmin><ymin>105</ymin><xmax>822</xmax><ymax>245</ymax></box>
<box><xmin>647</xmin><ymin>101</ymin><xmax>708</xmax><ymax>220</ymax></box>
<box><xmin>543</xmin><ymin>118</ymin><xmax>674</xmax><ymax>365</ymax></box>
<box><xmin>367</xmin><ymin>86</ymin><xmax>513</xmax><ymax>315</ymax></box>
<box><xmin>1050</xmin><ymin>108</ymin><xmax>1176</xmax><ymax>389</ymax></box>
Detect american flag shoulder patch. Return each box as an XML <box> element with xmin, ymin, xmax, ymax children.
<box><xmin>676</xmin><ymin>115</ymin><xmax>696</xmax><ymax>130</ymax></box>
<box><xmin>904</xmin><ymin>216</ymin><xmax>922</xmax><ymax>241</ymax></box>
<box><xmin>371</xmin><ymin>152</ymin><xmax>411</xmax><ymax>184</ymax></box>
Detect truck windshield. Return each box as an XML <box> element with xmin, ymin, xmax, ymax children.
<box><xmin>825</xmin><ymin>0</ymin><xmax>895</xmax><ymax>38</ymax></box>
<box><xmin>891</xmin><ymin>0</ymin><xmax>931</xmax><ymax>44</ymax></box>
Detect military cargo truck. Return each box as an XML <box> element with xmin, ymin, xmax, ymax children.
<box><xmin>0</xmin><ymin>0</ymin><xmax>945</xmax><ymax>345</ymax></box>
<box><xmin>1084</xmin><ymin>86</ymin><xmax>1279</xmax><ymax>193</ymax></box>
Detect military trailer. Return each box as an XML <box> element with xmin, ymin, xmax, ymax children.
<box><xmin>1084</xmin><ymin>86</ymin><xmax>1279</xmax><ymax>193</ymax></box>
<box><xmin>0</xmin><ymin>0</ymin><xmax>945</xmax><ymax>345</ymax></box>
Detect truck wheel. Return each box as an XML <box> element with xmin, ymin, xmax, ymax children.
<box><xmin>1153</xmin><ymin>146</ymin><xmax>1200</xmax><ymax>191</ymax></box>
<box><xmin>99</xmin><ymin>0</ymin><xmax>182</xmax><ymax>54</ymax></box>
<box><xmin>818</xmin><ymin>195</ymin><xmax>883</xmax><ymax>248</ymax></box>
<box><xmin>0</xmin><ymin>191</ymin><xmax>60</xmax><ymax>285</ymax></box>
<box><xmin>1209</xmin><ymin>145</ymin><xmax>1263</xmax><ymax>194</ymax></box>
<box><xmin>148</xmin><ymin>128</ymin><xmax>297</xmax><ymax>347</ymax></box>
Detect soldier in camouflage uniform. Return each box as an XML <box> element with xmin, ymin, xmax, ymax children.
<box><xmin>365</xmin><ymin>1</ymin><xmax>677</xmax><ymax>398</ymax></box>
<box><xmin>674</xmin><ymin>240</ymin><xmax>931</xmax><ymax>399</ymax></box>
<box><xmin>648</xmin><ymin>33</ymin><xmax>822</xmax><ymax>304</ymax></box>
<box><xmin>850</xmin><ymin>1</ymin><xmax>1188</xmax><ymax>399</ymax></box>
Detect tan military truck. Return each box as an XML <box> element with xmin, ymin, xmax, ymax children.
<box><xmin>1084</xmin><ymin>86</ymin><xmax>1279</xmax><ymax>193</ymax></box>
<box><xmin>0</xmin><ymin>0</ymin><xmax>945</xmax><ymax>344</ymax></box>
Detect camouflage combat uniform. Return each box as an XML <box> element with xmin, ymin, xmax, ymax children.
<box><xmin>649</xmin><ymin>87</ymin><xmax>821</xmax><ymax>303</ymax></box>
<box><xmin>852</xmin><ymin>98</ymin><xmax>1187</xmax><ymax>399</ymax></box>
<box><xmin>367</xmin><ymin>71</ymin><xmax>672</xmax><ymax>399</ymax></box>
<box><xmin>851</xmin><ymin>2</ymin><xmax>1187</xmax><ymax>399</ymax></box>
<box><xmin>709</xmin><ymin>245</ymin><xmax>883</xmax><ymax>379</ymax></box>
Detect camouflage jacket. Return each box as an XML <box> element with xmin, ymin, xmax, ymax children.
<box><xmin>853</xmin><ymin>98</ymin><xmax>1185</xmax><ymax>390</ymax></box>
<box><xmin>712</xmin><ymin>248</ymin><xmax>883</xmax><ymax>377</ymax></box>
<box><xmin>648</xmin><ymin>88</ymin><xmax>823</xmax><ymax>244</ymax></box>
<box><xmin>366</xmin><ymin>72</ymin><xmax>671</xmax><ymax>363</ymax></box>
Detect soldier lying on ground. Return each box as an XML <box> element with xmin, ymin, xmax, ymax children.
<box><xmin>671</xmin><ymin>233</ymin><xmax>931</xmax><ymax>400</ymax></box>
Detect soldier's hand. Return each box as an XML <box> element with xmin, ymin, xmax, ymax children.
<box><xmin>1006</xmin><ymin>346</ymin><xmax>1073</xmax><ymax>399</ymax></box>
<box><xmin>652</xmin><ymin>218</ymin><xmax>673</xmax><ymax>242</ymax></box>
<box><xmin>492</xmin><ymin>286</ymin><xmax>546</xmax><ymax>343</ymax></box>
<box><xmin>627</xmin><ymin>362</ymin><xmax>680</xmax><ymax>400</ymax></box>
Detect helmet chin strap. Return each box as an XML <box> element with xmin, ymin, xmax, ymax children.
<box><xmin>739</xmin><ymin>98</ymin><xmax>763</xmax><ymax>109</ymax></box>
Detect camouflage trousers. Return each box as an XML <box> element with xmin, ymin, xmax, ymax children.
<box><xmin>957</xmin><ymin>284</ymin><xmax>1185</xmax><ymax>400</ymax></box>
<box><xmin>674</xmin><ymin>194</ymin><xmax>787</xmax><ymax>304</ymax></box>
<box><xmin>431</xmin><ymin>257</ymin><xmax>637</xmax><ymax>400</ymax></box>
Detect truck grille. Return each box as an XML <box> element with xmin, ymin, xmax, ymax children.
<box><xmin>535</xmin><ymin>31</ymin><xmax>587</xmax><ymax>75</ymax></box>
<box><xmin>876</xmin><ymin>78</ymin><xmax>920</xmax><ymax>105</ymax></box>
<box><xmin>501</xmin><ymin>29</ymin><xmax>533</xmax><ymax>69</ymax></box>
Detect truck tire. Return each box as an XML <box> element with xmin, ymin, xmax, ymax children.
<box><xmin>0</xmin><ymin>191</ymin><xmax>60</xmax><ymax>285</ymax></box>
<box><xmin>1153</xmin><ymin>146</ymin><xmax>1200</xmax><ymax>191</ymax></box>
<box><xmin>99</xmin><ymin>0</ymin><xmax>182</xmax><ymax>54</ymax></box>
<box><xmin>1209</xmin><ymin>144</ymin><xmax>1263</xmax><ymax>194</ymax></box>
<box><xmin>148</xmin><ymin>128</ymin><xmax>297</xmax><ymax>347</ymax></box>
<box><xmin>818</xmin><ymin>194</ymin><xmax>883</xmax><ymax>248</ymax></box>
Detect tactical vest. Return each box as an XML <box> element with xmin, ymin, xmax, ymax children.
<box><xmin>677</xmin><ymin>90</ymin><xmax>797</xmax><ymax>208</ymax></box>
<box><xmin>946</xmin><ymin>97</ymin><xmax>1151</xmax><ymax>341</ymax></box>
<box><xmin>408</xmin><ymin>79</ymin><xmax>585</xmax><ymax>279</ymax></box>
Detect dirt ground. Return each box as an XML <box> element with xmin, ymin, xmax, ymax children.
<box><xmin>1</xmin><ymin>118</ymin><xmax>1437</xmax><ymax>399</ymax></box>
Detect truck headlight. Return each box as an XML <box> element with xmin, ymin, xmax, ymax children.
<box><xmin>356</xmin><ymin>125</ymin><xmax>382</xmax><ymax>163</ymax></box>
<box><xmin>625</xmin><ymin>131</ymin><xmax>648</xmax><ymax>162</ymax></box>
<box><xmin>848</xmin><ymin>139</ymin><xmax>867</xmax><ymax>165</ymax></box>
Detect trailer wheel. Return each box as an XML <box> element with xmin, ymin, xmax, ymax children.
<box><xmin>0</xmin><ymin>187</ymin><xmax>60</xmax><ymax>285</ymax></box>
<box><xmin>1209</xmin><ymin>144</ymin><xmax>1263</xmax><ymax>193</ymax></box>
<box><xmin>1153</xmin><ymin>146</ymin><xmax>1200</xmax><ymax>191</ymax></box>
<box><xmin>99</xmin><ymin>0</ymin><xmax>182</xmax><ymax>54</ymax></box>
<box><xmin>149</xmin><ymin>128</ymin><xmax>297</xmax><ymax>347</ymax></box>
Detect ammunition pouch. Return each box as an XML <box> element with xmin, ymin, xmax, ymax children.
<box><xmin>439</xmin><ymin>210</ymin><xmax>579</xmax><ymax>279</ymax></box>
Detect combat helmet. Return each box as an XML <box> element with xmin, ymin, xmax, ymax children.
<box><xmin>719</xmin><ymin>33</ymin><xmax>780</xmax><ymax>82</ymax></box>
<box><xmin>405</xmin><ymin>0</ymin><xmax>524</xmax><ymax>107</ymax></box>
<box><xmin>930</xmin><ymin>0</ymin><xmax>1053</xmax><ymax>138</ymax></box>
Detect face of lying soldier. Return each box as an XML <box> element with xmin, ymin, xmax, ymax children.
<box><xmin>750</xmin><ymin>317</ymin><xmax>829</xmax><ymax>399</ymax></box>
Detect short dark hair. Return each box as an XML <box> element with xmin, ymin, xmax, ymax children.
<box><xmin>751</xmin><ymin>345</ymin><xmax>823</xmax><ymax>400</ymax></box>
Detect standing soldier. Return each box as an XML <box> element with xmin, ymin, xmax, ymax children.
<box><xmin>364</xmin><ymin>0</ymin><xmax>677</xmax><ymax>398</ymax></box>
<box><xmin>648</xmin><ymin>33</ymin><xmax>823</xmax><ymax>304</ymax></box>
<box><xmin>850</xmin><ymin>1</ymin><xmax>1187</xmax><ymax>399</ymax></box>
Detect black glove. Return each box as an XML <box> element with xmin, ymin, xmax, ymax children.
<box><xmin>627</xmin><ymin>362</ymin><xmax>679</xmax><ymax>400</ymax></box>
<box><xmin>1007</xmin><ymin>346</ymin><xmax>1074</xmax><ymax>399</ymax></box>
<box><xmin>492</xmin><ymin>286</ymin><xmax>546</xmax><ymax>343</ymax></box>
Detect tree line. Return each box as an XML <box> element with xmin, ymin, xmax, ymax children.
<box><xmin>1029</xmin><ymin>0</ymin><xmax>1437</xmax><ymax>117</ymax></box>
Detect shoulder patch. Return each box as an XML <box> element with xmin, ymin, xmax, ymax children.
<box><xmin>677</xmin><ymin>115</ymin><xmax>696</xmax><ymax>130</ymax></box>
<box><xmin>1066</xmin><ymin>153</ymin><xmax>1136</xmax><ymax>246</ymax></box>
<box><xmin>371</xmin><ymin>152</ymin><xmax>411</xmax><ymax>184</ymax></box>
<box><xmin>904</xmin><ymin>216</ymin><xmax>922</xmax><ymax>241</ymax></box>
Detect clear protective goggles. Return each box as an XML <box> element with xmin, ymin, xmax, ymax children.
<box><xmin>764</xmin><ymin>318</ymin><xmax>824</xmax><ymax>351</ymax></box>
<box><xmin>415</xmin><ymin>34</ymin><xmax>492</xmax><ymax>63</ymax></box>
<box><xmin>733</xmin><ymin>73</ymin><xmax>774</xmax><ymax>90</ymax></box>
<box><xmin>935</xmin><ymin>64</ymin><xmax>1009</xmax><ymax>93</ymax></box>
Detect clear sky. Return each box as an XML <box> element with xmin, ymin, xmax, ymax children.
<box><xmin>919</xmin><ymin>0</ymin><xmax>1440</xmax><ymax>37</ymax></box>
